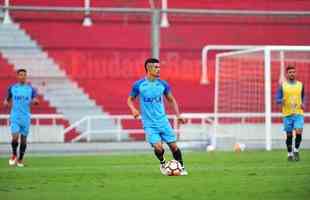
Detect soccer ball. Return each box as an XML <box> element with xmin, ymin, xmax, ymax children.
<box><xmin>164</xmin><ymin>160</ymin><xmax>182</xmax><ymax>176</ymax></box>
<box><xmin>206</xmin><ymin>145</ymin><xmax>215</xmax><ymax>152</ymax></box>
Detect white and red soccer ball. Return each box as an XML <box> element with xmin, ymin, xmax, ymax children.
<box><xmin>164</xmin><ymin>160</ymin><xmax>182</xmax><ymax>176</ymax></box>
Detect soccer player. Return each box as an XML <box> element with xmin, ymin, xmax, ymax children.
<box><xmin>3</xmin><ymin>69</ymin><xmax>39</xmax><ymax>167</ymax></box>
<box><xmin>127</xmin><ymin>58</ymin><xmax>188</xmax><ymax>175</ymax></box>
<box><xmin>276</xmin><ymin>65</ymin><xmax>304</xmax><ymax>161</ymax></box>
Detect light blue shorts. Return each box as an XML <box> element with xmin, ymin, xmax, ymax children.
<box><xmin>144</xmin><ymin>123</ymin><xmax>177</xmax><ymax>145</ymax></box>
<box><xmin>10</xmin><ymin>120</ymin><xmax>30</xmax><ymax>136</ymax></box>
<box><xmin>283</xmin><ymin>114</ymin><xmax>304</xmax><ymax>133</ymax></box>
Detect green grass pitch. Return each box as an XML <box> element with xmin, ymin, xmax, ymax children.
<box><xmin>1</xmin><ymin>150</ymin><xmax>309</xmax><ymax>200</ymax></box>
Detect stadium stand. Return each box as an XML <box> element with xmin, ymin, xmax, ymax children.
<box><xmin>14</xmin><ymin>1</ymin><xmax>310</xmax><ymax>113</ymax></box>
<box><xmin>10</xmin><ymin>0</ymin><xmax>310</xmax><ymax>10</ymax></box>
<box><xmin>1</xmin><ymin>0</ymin><xmax>310</xmax><ymax>142</ymax></box>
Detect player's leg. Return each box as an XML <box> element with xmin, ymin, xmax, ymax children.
<box><xmin>17</xmin><ymin>124</ymin><xmax>29</xmax><ymax>167</ymax></box>
<box><xmin>283</xmin><ymin>116</ymin><xmax>294</xmax><ymax>161</ymax></box>
<box><xmin>17</xmin><ymin>135</ymin><xmax>27</xmax><ymax>167</ymax></box>
<box><xmin>145</xmin><ymin>127</ymin><xmax>167</xmax><ymax>175</ymax></box>
<box><xmin>160</xmin><ymin>124</ymin><xmax>184</xmax><ymax>165</ymax></box>
<box><xmin>153</xmin><ymin>142</ymin><xmax>166</xmax><ymax>165</ymax></box>
<box><xmin>16</xmin><ymin>120</ymin><xmax>30</xmax><ymax>167</ymax></box>
<box><xmin>145</xmin><ymin>127</ymin><xmax>166</xmax><ymax>163</ymax></box>
<box><xmin>167</xmin><ymin>142</ymin><xmax>184</xmax><ymax>166</ymax></box>
<box><xmin>152</xmin><ymin>142</ymin><xmax>168</xmax><ymax>175</ymax></box>
<box><xmin>152</xmin><ymin>142</ymin><xmax>166</xmax><ymax>164</ymax></box>
<box><xmin>9</xmin><ymin>121</ymin><xmax>20</xmax><ymax>166</ymax></box>
<box><xmin>167</xmin><ymin>142</ymin><xmax>188</xmax><ymax>175</ymax></box>
<box><xmin>161</xmin><ymin>124</ymin><xmax>188</xmax><ymax>175</ymax></box>
<box><xmin>293</xmin><ymin>115</ymin><xmax>304</xmax><ymax>161</ymax></box>
<box><xmin>293</xmin><ymin>130</ymin><xmax>302</xmax><ymax>161</ymax></box>
<box><xmin>286</xmin><ymin>132</ymin><xmax>294</xmax><ymax>161</ymax></box>
<box><xmin>9</xmin><ymin>134</ymin><xmax>19</xmax><ymax>166</ymax></box>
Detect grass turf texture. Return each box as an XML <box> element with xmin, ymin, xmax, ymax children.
<box><xmin>1</xmin><ymin>150</ymin><xmax>309</xmax><ymax>200</ymax></box>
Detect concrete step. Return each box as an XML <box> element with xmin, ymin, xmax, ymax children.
<box><xmin>0</xmin><ymin>23</ymin><xmax>20</xmax><ymax>30</ymax></box>
<box><xmin>0</xmin><ymin>43</ymin><xmax>37</xmax><ymax>48</ymax></box>
<box><xmin>45</xmin><ymin>91</ymin><xmax>89</xmax><ymax>98</ymax></box>
<box><xmin>0</xmin><ymin>23</ymin><xmax>122</xmax><ymax>139</ymax></box>
<box><xmin>9</xmin><ymin>57</ymin><xmax>55</xmax><ymax>64</ymax></box>
<box><xmin>48</xmin><ymin>96</ymin><xmax>95</xmax><ymax>103</ymax></box>
<box><xmin>2</xmin><ymin>53</ymin><xmax>48</xmax><ymax>59</ymax></box>
<box><xmin>57</xmin><ymin>108</ymin><xmax>106</xmax><ymax>116</ymax></box>
<box><xmin>0</xmin><ymin>49</ymin><xmax>47</xmax><ymax>56</ymax></box>
<box><xmin>51</xmin><ymin>101</ymin><xmax>96</xmax><ymax>107</ymax></box>
<box><xmin>44</xmin><ymin>83</ymin><xmax>82</xmax><ymax>89</ymax></box>
<box><xmin>5</xmin><ymin>62</ymin><xmax>64</xmax><ymax>72</ymax></box>
<box><xmin>31</xmin><ymin>78</ymin><xmax>73</xmax><ymax>86</ymax></box>
<box><xmin>0</xmin><ymin>39</ymin><xmax>34</xmax><ymax>45</ymax></box>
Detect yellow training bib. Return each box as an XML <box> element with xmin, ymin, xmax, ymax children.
<box><xmin>282</xmin><ymin>81</ymin><xmax>304</xmax><ymax>116</ymax></box>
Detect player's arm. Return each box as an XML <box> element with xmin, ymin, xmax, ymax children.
<box><xmin>127</xmin><ymin>96</ymin><xmax>140</xmax><ymax>119</ymax></box>
<box><xmin>275</xmin><ymin>85</ymin><xmax>283</xmax><ymax>105</ymax></box>
<box><xmin>32</xmin><ymin>97</ymin><xmax>39</xmax><ymax>105</ymax></box>
<box><xmin>301</xmin><ymin>85</ymin><xmax>305</xmax><ymax>109</ymax></box>
<box><xmin>3</xmin><ymin>86</ymin><xmax>12</xmax><ymax>107</ymax></box>
<box><xmin>127</xmin><ymin>82</ymin><xmax>140</xmax><ymax>119</ymax></box>
<box><xmin>31</xmin><ymin>86</ymin><xmax>39</xmax><ymax>105</ymax></box>
<box><xmin>164</xmin><ymin>92</ymin><xmax>186</xmax><ymax>124</ymax></box>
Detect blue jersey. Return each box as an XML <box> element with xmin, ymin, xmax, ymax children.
<box><xmin>7</xmin><ymin>83</ymin><xmax>37</xmax><ymax>123</ymax></box>
<box><xmin>130</xmin><ymin>78</ymin><xmax>171</xmax><ymax>128</ymax></box>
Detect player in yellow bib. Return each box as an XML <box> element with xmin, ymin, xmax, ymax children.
<box><xmin>276</xmin><ymin>65</ymin><xmax>304</xmax><ymax>161</ymax></box>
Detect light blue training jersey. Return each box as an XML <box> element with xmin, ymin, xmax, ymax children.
<box><xmin>130</xmin><ymin>78</ymin><xmax>171</xmax><ymax>128</ymax></box>
<box><xmin>7</xmin><ymin>83</ymin><xmax>37</xmax><ymax>123</ymax></box>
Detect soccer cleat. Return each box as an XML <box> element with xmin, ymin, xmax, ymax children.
<box><xmin>160</xmin><ymin>164</ymin><xmax>168</xmax><ymax>176</ymax></box>
<box><xmin>287</xmin><ymin>155</ymin><xmax>294</xmax><ymax>162</ymax></box>
<box><xmin>9</xmin><ymin>155</ymin><xmax>17</xmax><ymax>166</ymax></box>
<box><xmin>294</xmin><ymin>152</ymin><xmax>300</xmax><ymax>161</ymax></box>
<box><xmin>16</xmin><ymin>160</ymin><xmax>24</xmax><ymax>167</ymax></box>
<box><xmin>180</xmin><ymin>167</ymin><xmax>188</xmax><ymax>176</ymax></box>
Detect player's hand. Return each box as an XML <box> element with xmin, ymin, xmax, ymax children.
<box><xmin>131</xmin><ymin>108</ymin><xmax>140</xmax><ymax>119</ymax></box>
<box><xmin>3</xmin><ymin>99</ymin><xmax>10</xmax><ymax>107</ymax></box>
<box><xmin>301</xmin><ymin>103</ymin><xmax>305</xmax><ymax>110</ymax></box>
<box><xmin>32</xmin><ymin>98</ymin><xmax>39</xmax><ymax>105</ymax></box>
<box><xmin>177</xmin><ymin>116</ymin><xmax>187</xmax><ymax>124</ymax></box>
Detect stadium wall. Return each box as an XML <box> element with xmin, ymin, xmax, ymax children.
<box><xmin>0</xmin><ymin>126</ymin><xmax>64</xmax><ymax>142</ymax></box>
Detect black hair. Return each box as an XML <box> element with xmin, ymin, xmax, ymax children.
<box><xmin>144</xmin><ymin>58</ymin><xmax>159</xmax><ymax>72</ymax></box>
<box><xmin>286</xmin><ymin>65</ymin><xmax>296</xmax><ymax>72</ymax></box>
<box><xmin>17</xmin><ymin>69</ymin><xmax>27</xmax><ymax>74</ymax></box>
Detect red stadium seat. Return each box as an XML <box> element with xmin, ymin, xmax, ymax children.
<box><xmin>2</xmin><ymin>0</ymin><xmax>310</xmax><ymax>140</ymax></box>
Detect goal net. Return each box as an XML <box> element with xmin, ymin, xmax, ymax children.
<box><xmin>214</xmin><ymin>46</ymin><xmax>310</xmax><ymax>150</ymax></box>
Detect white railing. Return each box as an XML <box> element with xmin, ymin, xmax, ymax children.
<box><xmin>62</xmin><ymin>112</ymin><xmax>310</xmax><ymax>144</ymax></box>
<box><xmin>1</xmin><ymin>113</ymin><xmax>309</xmax><ymax>145</ymax></box>
<box><xmin>0</xmin><ymin>113</ymin><xmax>222</xmax><ymax>143</ymax></box>
<box><xmin>63</xmin><ymin>113</ymin><xmax>215</xmax><ymax>143</ymax></box>
<box><xmin>0</xmin><ymin>114</ymin><xmax>64</xmax><ymax>126</ymax></box>
<box><xmin>0</xmin><ymin>114</ymin><xmax>64</xmax><ymax>142</ymax></box>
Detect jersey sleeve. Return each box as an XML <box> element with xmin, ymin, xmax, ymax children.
<box><xmin>6</xmin><ymin>86</ymin><xmax>13</xmax><ymax>101</ymax></box>
<box><xmin>161</xmin><ymin>80</ymin><xmax>171</xmax><ymax>95</ymax></box>
<box><xmin>302</xmin><ymin>84</ymin><xmax>305</xmax><ymax>103</ymax></box>
<box><xmin>129</xmin><ymin>81</ymin><xmax>141</xmax><ymax>97</ymax></box>
<box><xmin>31</xmin><ymin>86</ymin><xmax>38</xmax><ymax>99</ymax></box>
<box><xmin>275</xmin><ymin>85</ymin><xmax>283</xmax><ymax>104</ymax></box>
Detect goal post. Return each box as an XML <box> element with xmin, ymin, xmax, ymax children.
<box><xmin>213</xmin><ymin>46</ymin><xmax>310</xmax><ymax>150</ymax></box>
